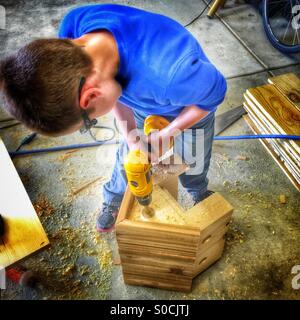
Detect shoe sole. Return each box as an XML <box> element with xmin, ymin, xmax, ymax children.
<box><xmin>96</xmin><ymin>225</ymin><xmax>115</xmax><ymax>233</ymax></box>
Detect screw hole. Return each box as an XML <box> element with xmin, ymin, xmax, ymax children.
<box><xmin>202</xmin><ymin>235</ymin><xmax>211</xmax><ymax>244</ymax></box>
<box><xmin>199</xmin><ymin>257</ymin><xmax>207</xmax><ymax>265</ymax></box>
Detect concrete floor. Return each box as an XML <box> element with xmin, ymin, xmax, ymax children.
<box><xmin>0</xmin><ymin>0</ymin><xmax>300</xmax><ymax>300</ymax></box>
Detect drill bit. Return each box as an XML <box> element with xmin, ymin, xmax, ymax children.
<box><xmin>142</xmin><ymin>205</ymin><xmax>155</xmax><ymax>218</ymax></box>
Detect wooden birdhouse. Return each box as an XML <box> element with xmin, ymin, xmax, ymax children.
<box><xmin>116</xmin><ymin>174</ymin><xmax>234</xmax><ymax>292</ymax></box>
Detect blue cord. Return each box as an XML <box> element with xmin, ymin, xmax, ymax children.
<box><xmin>214</xmin><ymin>134</ymin><xmax>300</xmax><ymax>141</ymax></box>
<box><xmin>8</xmin><ymin>134</ymin><xmax>300</xmax><ymax>158</ymax></box>
<box><xmin>9</xmin><ymin>139</ymin><xmax>117</xmax><ymax>158</ymax></box>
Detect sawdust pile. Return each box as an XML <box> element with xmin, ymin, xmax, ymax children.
<box><xmin>24</xmin><ymin>199</ymin><xmax>113</xmax><ymax>300</ymax></box>
<box><xmin>34</xmin><ymin>196</ymin><xmax>55</xmax><ymax>217</ymax></box>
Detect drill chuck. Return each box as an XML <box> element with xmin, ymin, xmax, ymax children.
<box><xmin>136</xmin><ymin>194</ymin><xmax>152</xmax><ymax>206</ymax></box>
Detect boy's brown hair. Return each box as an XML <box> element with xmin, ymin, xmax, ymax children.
<box><xmin>0</xmin><ymin>38</ymin><xmax>92</xmax><ymax>134</ymax></box>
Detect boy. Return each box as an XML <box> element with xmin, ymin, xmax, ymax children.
<box><xmin>0</xmin><ymin>4</ymin><xmax>226</xmax><ymax>232</ymax></box>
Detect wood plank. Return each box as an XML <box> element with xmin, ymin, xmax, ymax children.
<box><xmin>116</xmin><ymin>187</ymin><xmax>134</xmax><ymax>224</ymax></box>
<box><xmin>244</xmin><ymin>93</ymin><xmax>300</xmax><ymax>161</ymax></box>
<box><xmin>243</xmin><ymin>99</ymin><xmax>300</xmax><ymax>166</ymax></box>
<box><xmin>247</xmin><ymin>113</ymin><xmax>300</xmax><ymax>182</ymax></box>
<box><xmin>243</xmin><ymin>101</ymin><xmax>300</xmax><ymax>180</ymax></box>
<box><xmin>121</xmin><ymin>258</ymin><xmax>194</xmax><ymax>277</ymax></box>
<box><xmin>118</xmin><ymin>245</ymin><xmax>196</xmax><ymax>262</ymax></box>
<box><xmin>243</xmin><ymin>115</ymin><xmax>300</xmax><ymax>191</ymax></box>
<box><xmin>0</xmin><ymin>139</ymin><xmax>49</xmax><ymax>268</ymax></box>
<box><xmin>122</xmin><ymin>257</ymin><xmax>194</xmax><ymax>277</ymax></box>
<box><xmin>117</xmin><ymin>218</ymin><xmax>200</xmax><ymax>238</ymax></box>
<box><xmin>117</xmin><ymin>237</ymin><xmax>197</xmax><ymax>255</ymax></box>
<box><xmin>122</xmin><ymin>264</ymin><xmax>192</xmax><ymax>283</ymax></box>
<box><xmin>125</xmin><ymin>186</ymin><xmax>233</xmax><ymax>229</ymax></box>
<box><xmin>185</xmin><ymin>192</ymin><xmax>233</xmax><ymax>230</ymax></box>
<box><xmin>117</xmin><ymin>233</ymin><xmax>199</xmax><ymax>249</ymax></box>
<box><xmin>197</xmin><ymin>223</ymin><xmax>228</xmax><ymax>255</ymax></box>
<box><xmin>123</xmin><ymin>273</ymin><xmax>192</xmax><ymax>292</ymax></box>
<box><xmin>127</xmin><ymin>185</ymin><xmax>185</xmax><ymax>225</ymax></box>
<box><xmin>246</xmin><ymin>84</ymin><xmax>300</xmax><ymax>153</ymax></box>
<box><xmin>268</xmin><ymin>73</ymin><xmax>300</xmax><ymax>112</ymax></box>
<box><xmin>193</xmin><ymin>238</ymin><xmax>225</xmax><ymax>277</ymax></box>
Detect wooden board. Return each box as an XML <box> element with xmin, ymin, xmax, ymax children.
<box><xmin>244</xmin><ymin>92</ymin><xmax>300</xmax><ymax>161</ymax></box>
<box><xmin>123</xmin><ymin>272</ymin><xmax>193</xmax><ymax>292</ymax></box>
<box><xmin>246</xmin><ymin>84</ymin><xmax>300</xmax><ymax>154</ymax></box>
<box><xmin>243</xmin><ymin>115</ymin><xmax>300</xmax><ymax>191</ymax></box>
<box><xmin>243</xmin><ymin>100</ymin><xmax>300</xmax><ymax>181</ymax></box>
<box><xmin>128</xmin><ymin>185</ymin><xmax>186</xmax><ymax>225</ymax></box>
<box><xmin>0</xmin><ymin>139</ymin><xmax>49</xmax><ymax>268</ymax></box>
<box><xmin>127</xmin><ymin>184</ymin><xmax>233</xmax><ymax>228</ymax></box>
<box><xmin>268</xmin><ymin>73</ymin><xmax>300</xmax><ymax>112</ymax></box>
<box><xmin>244</xmin><ymin>97</ymin><xmax>300</xmax><ymax>166</ymax></box>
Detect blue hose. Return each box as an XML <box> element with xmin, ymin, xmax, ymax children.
<box><xmin>213</xmin><ymin>134</ymin><xmax>300</xmax><ymax>141</ymax></box>
<box><xmin>8</xmin><ymin>134</ymin><xmax>300</xmax><ymax>158</ymax></box>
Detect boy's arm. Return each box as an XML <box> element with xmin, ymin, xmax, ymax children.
<box><xmin>162</xmin><ymin>105</ymin><xmax>209</xmax><ymax>138</ymax></box>
<box><xmin>113</xmin><ymin>102</ymin><xmax>140</xmax><ymax>150</ymax></box>
<box><xmin>144</xmin><ymin>105</ymin><xmax>209</xmax><ymax>161</ymax></box>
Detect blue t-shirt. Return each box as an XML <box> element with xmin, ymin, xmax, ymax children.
<box><xmin>59</xmin><ymin>4</ymin><xmax>227</xmax><ymax>117</ymax></box>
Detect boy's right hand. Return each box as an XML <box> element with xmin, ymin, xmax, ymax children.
<box><xmin>128</xmin><ymin>139</ymin><xmax>159</xmax><ymax>164</ymax></box>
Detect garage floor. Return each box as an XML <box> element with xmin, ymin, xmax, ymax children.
<box><xmin>0</xmin><ymin>0</ymin><xmax>299</xmax><ymax>300</ymax></box>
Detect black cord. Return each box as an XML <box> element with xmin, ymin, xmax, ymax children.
<box><xmin>0</xmin><ymin>122</ymin><xmax>20</xmax><ymax>130</ymax></box>
<box><xmin>87</xmin><ymin>124</ymin><xmax>116</xmax><ymax>143</ymax></box>
<box><xmin>0</xmin><ymin>118</ymin><xmax>15</xmax><ymax>122</ymax></box>
<box><xmin>184</xmin><ymin>0</ymin><xmax>214</xmax><ymax>27</ymax></box>
<box><xmin>113</xmin><ymin>117</ymin><xmax>120</xmax><ymax>134</ymax></box>
<box><xmin>15</xmin><ymin>132</ymin><xmax>38</xmax><ymax>152</ymax></box>
<box><xmin>0</xmin><ymin>118</ymin><xmax>20</xmax><ymax>130</ymax></box>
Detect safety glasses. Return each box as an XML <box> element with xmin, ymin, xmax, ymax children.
<box><xmin>78</xmin><ymin>77</ymin><xmax>98</xmax><ymax>135</ymax></box>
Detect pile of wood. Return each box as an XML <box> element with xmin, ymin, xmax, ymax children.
<box><xmin>243</xmin><ymin>73</ymin><xmax>300</xmax><ymax>192</ymax></box>
<box><xmin>116</xmin><ymin>176</ymin><xmax>233</xmax><ymax>292</ymax></box>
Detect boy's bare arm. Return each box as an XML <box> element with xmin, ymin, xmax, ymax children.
<box><xmin>113</xmin><ymin>101</ymin><xmax>139</xmax><ymax>149</ymax></box>
<box><xmin>142</xmin><ymin>105</ymin><xmax>209</xmax><ymax>161</ymax></box>
<box><xmin>162</xmin><ymin>105</ymin><xmax>209</xmax><ymax>139</ymax></box>
<box><xmin>146</xmin><ymin>105</ymin><xmax>209</xmax><ymax>145</ymax></box>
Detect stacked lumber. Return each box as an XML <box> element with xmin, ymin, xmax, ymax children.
<box><xmin>116</xmin><ymin>178</ymin><xmax>233</xmax><ymax>292</ymax></box>
<box><xmin>243</xmin><ymin>73</ymin><xmax>300</xmax><ymax>192</ymax></box>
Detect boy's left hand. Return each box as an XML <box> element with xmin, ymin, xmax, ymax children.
<box><xmin>142</xmin><ymin>130</ymin><xmax>173</xmax><ymax>164</ymax></box>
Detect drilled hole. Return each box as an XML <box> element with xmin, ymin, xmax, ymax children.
<box><xmin>199</xmin><ymin>257</ymin><xmax>207</xmax><ymax>265</ymax></box>
<box><xmin>202</xmin><ymin>235</ymin><xmax>211</xmax><ymax>244</ymax></box>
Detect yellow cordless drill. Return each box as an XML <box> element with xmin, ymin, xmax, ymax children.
<box><xmin>124</xmin><ymin>115</ymin><xmax>171</xmax><ymax>218</ymax></box>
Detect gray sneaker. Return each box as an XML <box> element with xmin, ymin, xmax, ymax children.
<box><xmin>96</xmin><ymin>203</ymin><xmax>119</xmax><ymax>232</ymax></box>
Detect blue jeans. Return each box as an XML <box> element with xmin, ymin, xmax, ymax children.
<box><xmin>102</xmin><ymin>110</ymin><xmax>215</xmax><ymax>208</ymax></box>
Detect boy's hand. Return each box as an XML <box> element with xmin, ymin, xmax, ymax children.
<box><xmin>128</xmin><ymin>138</ymin><xmax>159</xmax><ymax>164</ymax></box>
<box><xmin>142</xmin><ymin>130</ymin><xmax>173</xmax><ymax>164</ymax></box>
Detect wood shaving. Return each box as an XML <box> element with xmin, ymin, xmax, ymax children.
<box><xmin>279</xmin><ymin>194</ymin><xmax>287</xmax><ymax>204</ymax></box>
<box><xmin>34</xmin><ymin>195</ymin><xmax>55</xmax><ymax>217</ymax></box>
